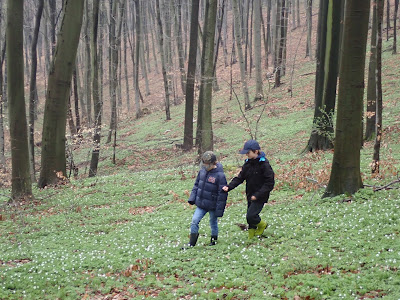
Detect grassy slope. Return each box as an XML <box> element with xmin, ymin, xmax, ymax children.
<box><xmin>1</xmin><ymin>42</ymin><xmax>400</xmax><ymax>299</ymax></box>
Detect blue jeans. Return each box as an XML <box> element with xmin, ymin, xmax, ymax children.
<box><xmin>190</xmin><ymin>207</ymin><xmax>218</xmax><ymax>236</ymax></box>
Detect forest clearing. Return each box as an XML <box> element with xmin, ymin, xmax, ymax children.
<box><xmin>1</xmin><ymin>0</ymin><xmax>400</xmax><ymax>299</ymax></box>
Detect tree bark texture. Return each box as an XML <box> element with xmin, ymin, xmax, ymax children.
<box><xmin>197</xmin><ymin>0</ymin><xmax>218</xmax><ymax>154</ymax></box>
<box><xmin>183</xmin><ymin>0</ymin><xmax>200</xmax><ymax>151</ymax></box>
<box><xmin>39</xmin><ymin>0</ymin><xmax>84</xmax><ymax>187</ymax></box>
<box><xmin>232</xmin><ymin>0</ymin><xmax>251</xmax><ymax>110</ymax></box>
<box><xmin>324</xmin><ymin>0</ymin><xmax>370</xmax><ymax>197</ymax></box>
<box><xmin>155</xmin><ymin>0</ymin><xmax>171</xmax><ymax>120</ymax></box>
<box><xmin>7</xmin><ymin>0</ymin><xmax>32</xmax><ymax>198</ymax></box>
<box><xmin>89</xmin><ymin>0</ymin><xmax>101</xmax><ymax>178</ymax></box>
<box><xmin>365</xmin><ymin>2</ymin><xmax>378</xmax><ymax>141</ymax></box>
<box><xmin>254</xmin><ymin>0</ymin><xmax>263</xmax><ymax>100</ymax></box>
<box><xmin>28</xmin><ymin>0</ymin><xmax>44</xmax><ymax>182</ymax></box>
<box><xmin>305</xmin><ymin>0</ymin><xmax>342</xmax><ymax>152</ymax></box>
<box><xmin>372</xmin><ymin>0</ymin><xmax>384</xmax><ymax>174</ymax></box>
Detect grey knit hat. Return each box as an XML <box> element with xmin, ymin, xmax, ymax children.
<box><xmin>201</xmin><ymin>151</ymin><xmax>217</xmax><ymax>164</ymax></box>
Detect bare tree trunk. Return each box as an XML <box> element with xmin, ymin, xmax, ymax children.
<box><xmin>134</xmin><ymin>0</ymin><xmax>142</xmax><ymax>118</ymax></box>
<box><xmin>28</xmin><ymin>0</ymin><xmax>44</xmax><ymax>182</ymax></box>
<box><xmin>305</xmin><ymin>0</ymin><xmax>313</xmax><ymax>59</ymax></box>
<box><xmin>232</xmin><ymin>0</ymin><xmax>251</xmax><ymax>109</ymax></box>
<box><xmin>183</xmin><ymin>0</ymin><xmax>200</xmax><ymax>150</ymax></box>
<box><xmin>107</xmin><ymin>0</ymin><xmax>124</xmax><ymax>143</ymax></box>
<box><xmin>89</xmin><ymin>0</ymin><xmax>101</xmax><ymax>177</ymax></box>
<box><xmin>386</xmin><ymin>0</ymin><xmax>390</xmax><ymax>41</ymax></box>
<box><xmin>197</xmin><ymin>0</ymin><xmax>218</xmax><ymax>154</ymax></box>
<box><xmin>365</xmin><ymin>2</ymin><xmax>378</xmax><ymax>140</ymax></box>
<box><xmin>122</xmin><ymin>15</ymin><xmax>130</xmax><ymax>111</ymax></box>
<box><xmin>48</xmin><ymin>0</ymin><xmax>56</xmax><ymax>56</ymax></box>
<box><xmin>84</xmin><ymin>0</ymin><xmax>92</xmax><ymax>127</ymax></box>
<box><xmin>274</xmin><ymin>0</ymin><xmax>286</xmax><ymax>88</ymax></box>
<box><xmin>324</xmin><ymin>0</ymin><xmax>370</xmax><ymax>197</ymax></box>
<box><xmin>72</xmin><ymin>66</ymin><xmax>81</xmax><ymax>133</ymax></box>
<box><xmin>39</xmin><ymin>0</ymin><xmax>84</xmax><ymax>187</ymax></box>
<box><xmin>254</xmin><ymin>0</ymin><xmax>263</xmax><ymax>100</ymax></box>
<box><xmin>7</xmin><ymin>0</ymin><xmax>32</xmax><ymax>198</ymax></box>
<box><xmin>0</xmin><ymin>30</ymin><xmax>5</xmax><ymax>169</ymax></box>
<box><xmin>393</xmin><ymin>0</ymin><xmax>399</xmax><ymax>54</ymax></box>
<box><xmin>175</xmin><ymin>0</ymin><xmax>186</xmax><ymax>95</ymax></box>
<box><xmin>372</xmin><ymin>0</ymin><xmax>384</xmax><ymax>174</ymax></box>
<box><xmin>155</xmin><ymin>0</ymin><xmax>171</xmax><ymax>120</ymax></box>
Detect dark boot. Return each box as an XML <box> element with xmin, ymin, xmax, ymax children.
<box><xmin>209</xmin><ymin>236</ymin><xmax>218</xmax><ymax>246</ymax></box>
<box><xmin>189</xmin><ymin>233</ymin><xmax>199</xmax><ymax>246</ymax></box>
<box><xmin>181</xmin><ymin>233</ymin><xmax>199</xmax><ymax>250</ymax></box>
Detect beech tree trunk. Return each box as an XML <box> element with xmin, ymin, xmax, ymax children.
<box><xmin>197</xmin><ymin>0</ymin><xmax>218</xmax><ymax>154</ymax></box>
<box><xmin>155</xmin><ymin>0</ymin><xmax>171</xmax><ymax>120</ymax></box>
<box><xmin>365</xmin><ymin>2</ymin><xmax>378</xmax><ymax>141</ymax></box>
<box><xmin>183</xmin><ymin>0</ymin><xmax>200</xmax><ymax>151</ymax></box>
<box><xmin>39</xmin><ymin>0</ymin><xmax>84</xmax><ymax>187</ymax></box>
<box><xmin>393</xmin><ymin>0</ymin><xmax>399</xmax><ymax>54</ymax></box>
<box><xmin>254</xmin><ymin>0</ymin><xmax>263</xmax><ymax>100</ymax></box>
<box><xmin>372</xmin><ymin>0</ymin><xmax>384</xmax><ymax>174</ymax></box>
<box><xmin>28</xmin><ymin>0</ymin><xmax>44</xmax><ymax>182</ymax></box>
<box><xmin>232</xmin><ymin>0</ymin><xmax>251</xmax><ymax>110</ymax></box>
<box><xmin>7</xmin><ymin>0</ymin><xmax>32</xmax><ymax>198</ymax></box>
<box><xmin>305</xmin><ymin>0</ymin><xmax>343</xmax><ymax>152</ymax></box>
<box><xmin>324</xmin><ymin>0</ymin><xmax>370</xmax><ymax>197</ymax></box>
<box><xmin>89</xmin><ymin>0</ymin><xmax>101</xmax><ymax>178</ymax></box>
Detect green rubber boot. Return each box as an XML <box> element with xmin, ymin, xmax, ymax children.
<box><xmin>255</xmin><ymin>220</ymin><xmax>267</xmax><ymax>236</ymax></box>
<box><xmin>248</xmin><ymin>228</ymin><xmax>256</xmax><ymax>239</ymax></box>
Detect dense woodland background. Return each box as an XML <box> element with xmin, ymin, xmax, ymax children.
<box><xmin>0</xmin><ymin>0</ymin><xmax>399</xmax><ymax>199</ymax></box>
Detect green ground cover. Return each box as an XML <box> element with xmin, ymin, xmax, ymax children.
<box><xmin>1</xmin><ymin>41</ymin><xmax>400</xmax><ymax>299</ymax></box>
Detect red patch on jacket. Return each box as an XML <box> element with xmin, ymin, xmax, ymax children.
<box><xmin>208</xmin><ymin>176</ymin><xmax>216</xmax><ymax>183</ymax></box>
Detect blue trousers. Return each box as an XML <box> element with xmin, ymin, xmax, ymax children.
<box><xmin>190</xmin><ymin>207</ymin><xmax>218</xmax><ymax>236</ymax></box>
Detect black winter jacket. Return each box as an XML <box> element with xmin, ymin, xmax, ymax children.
<box><xmin>227</xmin><ymin>152</ymin><xmax>274</xmax><ymax>203</ymax></box>
<box><xmin>188</xmin><ymin>163</ymin><xmax>228</xmax><ymax>217</ymax></box>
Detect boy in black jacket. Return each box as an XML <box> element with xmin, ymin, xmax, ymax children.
<box><xmin>223</xmin><ymin>140</ymin><xmax>275</xmax><ymax>239</ymax></box>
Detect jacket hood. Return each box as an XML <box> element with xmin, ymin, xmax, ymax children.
<box><xmin>213</xmin><ymin>162</ymin><xmax>224</xmax><ymax>172</ymax></box>
<box><xmin>246</xmin><ymin>151</ymin><xmax>266</xmax><ymax>162</ymax></box>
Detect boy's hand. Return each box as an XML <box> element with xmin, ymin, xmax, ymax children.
<box><xmin>251</xmin><ymin>196</ymin><xmax>257</xmax><ymax>201</ymax></box>
<box><xmin>222</xmin><ymin>186</ymin><xmax>229</xmax><ymax>192</ymax></box>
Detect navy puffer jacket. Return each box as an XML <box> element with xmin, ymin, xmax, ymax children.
<box><xmin>188</xmin><ymin>163</ymin><xmax>228</xmax><ymax>217</ymax></box>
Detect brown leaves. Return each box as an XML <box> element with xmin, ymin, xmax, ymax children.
<box><xmin>122</xmin><ymin>259</ymin><xmax>152</xmax><ymax>277</ymax></box>
<box><xmin>128</xmin><ymin>206</ymin><xmax>156</xmax><ymax>215</ymax></box>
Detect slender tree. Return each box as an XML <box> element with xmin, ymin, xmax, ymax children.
<box><xmin>38</xmin><ymin>0</ymin><xmax>84</xmax><ymax>187</ymax></box>
<box><xmin>83</xmin><ymin>0</ymin><xmax>92</xmax><ymax>127</ymax></box>
<box><xmin>232</xmin><ymin>0</ymin><xmax>251</xmax><ymax>109</ymax></box>
<box><xmin>372</xmin><ymin>0</ymin><xmax>384</xmax><ymax>174</ymax></box>
<box><xmin>7</xmin><ymin>0</ymin><xmax>32</xmax><ymax>198</ymax></box>
<box><xmin>28</xmin><ymin>0</ymin><xmax>45</xmax><ymax>182</ymax></box>
<box><xmin>155</xmin><ymin>0</ymin><xmax>171</xmax><ymax>120</ymax></box>
<box><xmin>134</xmin><ymin>0</ymin><xmax>141</xmax><ymax>118</ymax></box>
<box><xmin>0</xmin><ymin>1</ymin><xmax>4</xmax><ymax>170</ymax></box>
<box><xmin>183</xmin><ymin>0</ymin><xmax>200</xmax><ymax>151</ymax></box>
<box><xmin>393</xmin><ymin>0</ymin><xmax>399</xmax><ymax>54</ymax></box>
<box><xmin>305</xmin><ymin>0</ymin><xmax>313</xmax><ymax>59</ymax></box>
<box><xmin>365</xmin><ymin>1</ymin><xmax>378</xmax><ymax>140</ymax></box>
<box><xmin>89</xmin><ymin>0</ymin><xmax>101</xmax><ymax>177</ymax></box>
<box><xmin>324</xmin><ymin>0</ymin><xmax>370</xmax><ymax>197</ymax></box>
<box><xmin>305</xmin><ymin>0</ymin><xmax>343</xmax><ymax>152</ymax></box>
<box><xmin>175</xmin><ymin>0</ymin><xmax>186</xmax><ymax>94</ymax></box>
<box><xmin>254</xmin><ymin>0</ymin><xmax>263</xmax><ymax>101</ymax></box>
<box><xmin>197</xmin><ymin>0</ymin><xmax>218</xmax><ymax>153</ymax></box>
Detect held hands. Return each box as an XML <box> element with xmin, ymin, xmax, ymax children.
<box><xmin>251</xmin><ymin>195</ymin><xmax>257</xmax><ymax>201</ymax></box>
<box><xmin>222</xmin><ymin>186</ymin><xmax>229</xmax><ymax>192</ymax></box>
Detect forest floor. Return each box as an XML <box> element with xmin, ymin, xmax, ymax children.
<box><xmin>1</xmin><ymin>8</ymin><xmax>400</xmax><ymax>300</ymax></box>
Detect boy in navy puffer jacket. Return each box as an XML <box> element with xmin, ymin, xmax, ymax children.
<box><xmin>184</xmin><ymin>151</ymin><xmax>228</xmax><ymax>248</ymax></box>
